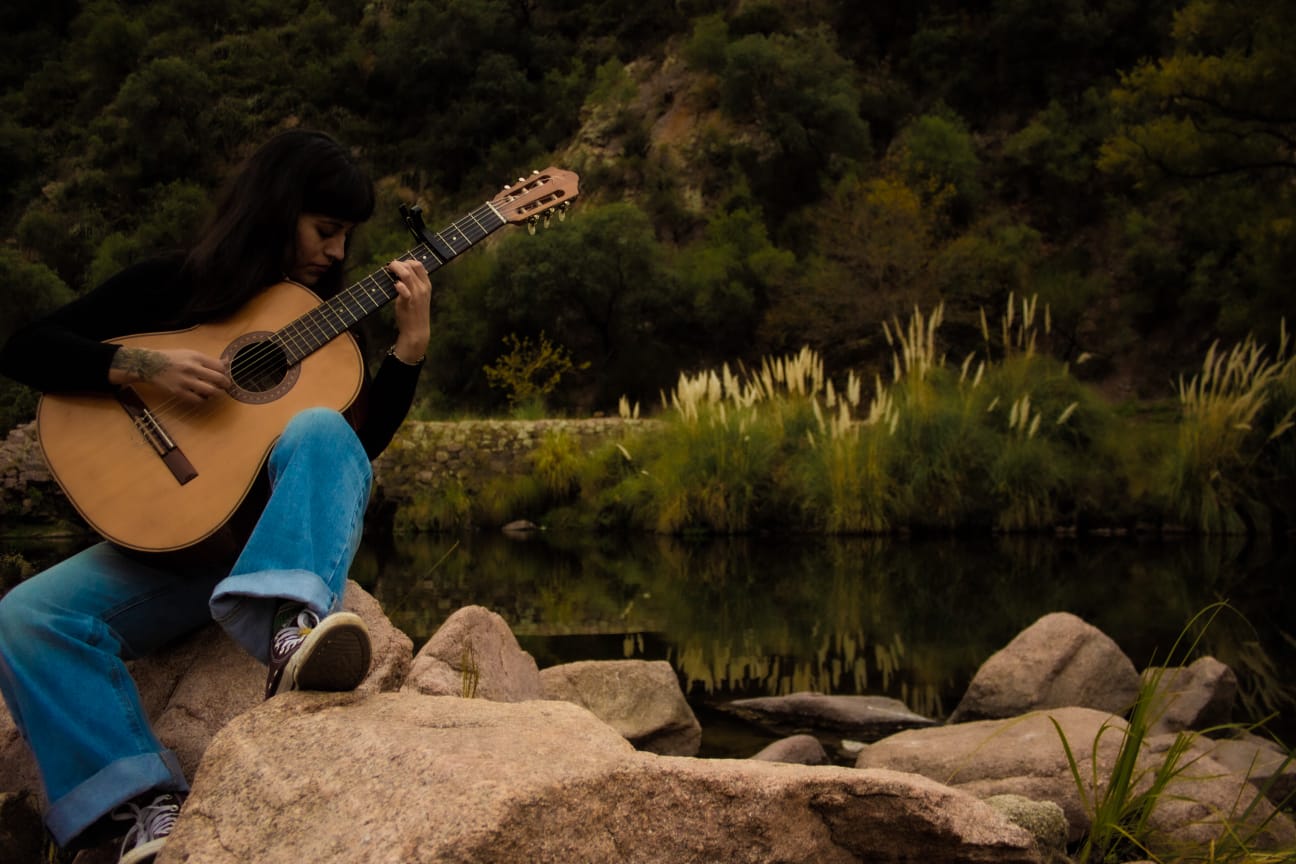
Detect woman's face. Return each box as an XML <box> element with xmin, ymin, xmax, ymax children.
<box><xmin>288</xmin><ymin>213</ymin><xmax>356</xmax><ymax>286</ymax></box>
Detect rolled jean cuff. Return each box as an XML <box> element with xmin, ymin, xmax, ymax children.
<box><xmin>47</xmin><ymin>750</ymin><xmax>188</xmax><ymax>847</ymax></box>
<box><xmin>209</xmin><ymin>569</ymin><xmax>338</xmax><ymax>664</ymax></box>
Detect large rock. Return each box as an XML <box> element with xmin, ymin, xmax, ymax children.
<box><xmin>540</xmin><ymin>659</ymin><xmax>701</xmax><ymax>756</ymax></box>
<box><xmin>750</xmin><ymin>733</ymin><xmax>829</xmax><ymax>765</ymax></box>
<box><xmin>721</xmin><ymin>691</ymin><xmax>937</xmax><ymax>742</ymax></box>
<box><xmin>1202</xmin><ymin>732</ymin><xmax>1296</xmax><ymax>804</ymax></box>
<box><xmin>0</xmin><ymin>581</ymin><xmax>411</xmax><ymax>801</ymax></box>
<box><xmin>949</xmin><ymin>612</ymin><xmax>1140</xmax><ymax>722</ymax></box>
<box><xmin>1142</xmin><ymin>656</ymin><xmax>1237</xmax><ymax>736</ymax></box>
<box><xmin>402</xmin><ymin>604</ymin><xmax>543</xmax><ymax>701</ymax></box>
<box><xmin>158</xmin><ymin>690</ymin><xmax>1045</xmax><ymax>864</ymax></box>
<box><xmin>854</xmin><ymin>706</ymin><xmax>1296</xmax><ymax>855</ymax></box>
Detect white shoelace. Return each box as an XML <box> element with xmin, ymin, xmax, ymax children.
<box><xmin>271</xmin><ymin>608</ymin><xmax>321</xmax><ymax>660</ymax></box>
<box><xmin>114</xmin><ymin>794</ymin><xmax>182</xmax><ymax>857</ymax></box>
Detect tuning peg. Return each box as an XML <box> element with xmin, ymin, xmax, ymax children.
<box><xmin>557</xmin><ymin>201</ymin><xmax>570</xmax><ymax>222</ymax></box>
<box><xmin>527</xmin><ymin>215</ymin><xmax>539</xmax><ymax>235</ymax></box>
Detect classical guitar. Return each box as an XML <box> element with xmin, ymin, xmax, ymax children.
<box><xmin>36</xmin><ymin>168</ymin><xmax>579</xmax><ymax>552</ymax></box>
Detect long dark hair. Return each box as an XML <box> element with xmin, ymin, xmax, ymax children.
<box><xmin>181</xmin><ymin>129</ymin><xmax>375</xmax><ymax>318</ymax></box>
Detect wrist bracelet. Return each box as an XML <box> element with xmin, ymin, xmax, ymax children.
<box><xmin>387</xmin><ymin>345</ymin><xmax>426</xmax><ymax>366</ymax></box>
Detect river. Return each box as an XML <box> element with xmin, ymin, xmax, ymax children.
<box><xmin>352</xmin><ymin>530</ymin><xmax>1296</xmax><ymax>755</ymax></box>
<box><xmin>9</xmin><ymin>531</ymin><xmax>1294</xmax><ymax>755</ymax></box>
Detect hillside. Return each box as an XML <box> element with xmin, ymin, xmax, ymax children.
<box><xmin>2</xmin><ymin>0</ymin><xmax>1294</xmax><ymax>424</ymax></box>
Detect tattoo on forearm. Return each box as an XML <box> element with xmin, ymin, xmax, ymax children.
<box><xmin>112</xmin><ymin>348</ymin><xmax>169</xmax><ymax>381</ymax></box>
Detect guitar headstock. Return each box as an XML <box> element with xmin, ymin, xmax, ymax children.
<box><xmin>492</xmin><ymin>168</ymin><xmax>580</xmax><ymax>232</ymax></box>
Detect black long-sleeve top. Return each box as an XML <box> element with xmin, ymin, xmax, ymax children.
<box><xmin>0</xmin><ymin>256</ymin><xmax>420</xmax><ymax>460</ymax></box>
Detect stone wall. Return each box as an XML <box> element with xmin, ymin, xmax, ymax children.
<box><xmin>0</xmin><ymin>421</ymin><xmax>77</xmax><ymax>530</ymax></box>
<box><xmin>374</xmin><ymin>417</ymin><xmax>640</xmax><ymax>493</ymax></box>
<box><xmin>0</xmin><ymin>418</ymin><xmax>646</xmax><ymax>535</ymax></box>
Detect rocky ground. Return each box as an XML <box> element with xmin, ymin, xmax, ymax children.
<box><xmin>1</xmin><ymin>592</ymin><xmax>1292</xmax><ymax>863</ymax></box>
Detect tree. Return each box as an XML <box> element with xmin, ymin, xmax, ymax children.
<box><xmin>1099</xmin><ymin>0</ymin><xmax>1296</xmax><ymax>344</ymax></box>
<box><xmin>429</xmin><ymin>202</ymin><xmax>688</xmax><ymax>411</ymax></box>
<box><xmin>0</xmin><ymin>248</ymin><xmax>74</xmax><ymax>430</ymax></box>
<box><xmin>889</xmin><ymin>109</ymin><xmax>982</xmax><ymax>226</ymax></box>
<box><xmin>712</xmin><ymin>25</ymin><xmax>871</xmax><ymax>214</ymax></box>
<box><xmin>1101</xmin><ymin>0</ymin><xmax>1296</xmax><ymax>182</ymax></box>
<box><xmin>761</xmin><ymin>172</ymin><xmax>939</xmax><ymax>372</ymax></box>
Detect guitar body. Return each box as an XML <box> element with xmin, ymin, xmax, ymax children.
<box><xmin>37</xmin><ymin>280</ymin><xmax>363</xmax><ymax>552</ymax></box>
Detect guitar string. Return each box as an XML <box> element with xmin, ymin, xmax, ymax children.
<box><xmin>122</xmin><ymin>202</ymin><xmax>505</xmax><ymax>440</ymax></box>
<box><xmin>125</xmin><ymin>200</ymin><xmax>510</xmax><ymax>441</ymax></box>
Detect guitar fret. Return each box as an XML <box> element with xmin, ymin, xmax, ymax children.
<box><xmin>337</xmin><ymin>289</ymin><xmax>365</xmax><ymax>320</ymax></box>
<box><xmin>440</xmin><ymin>227</ymin><xmax>468</xmax><ymax>253</ymax></box>
<box><xmin>482</xmin><ymin>202</ymin><xmax>506</xmax><ymax>227</ymax></box>
<box><xmin>279</xmin><ymin>324</ymin><xmax>307</xmax><ymax>360</ymax></box>
<box><xmin>412</xmin><ymin>244</ymin><xmax>442</xmax><ymax>269</ymax></box>
<box><xmin>464</xmin><ymin>209</ymin><xmax>488</xmax><ymax>238</ymax></box>
<box><xmin>303</xmin><ymin>310</ymin><xmax>325</xmax><ymax>343</ymax></box>
<box><xmin>320</xmin><ymin>301</ymin><xmax>349</xmax><ymax>334</ymax></box>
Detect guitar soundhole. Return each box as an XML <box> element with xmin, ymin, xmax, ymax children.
<box><xmin>231</xmin><ymin>341</ymin><xmax>288</xmax><ymax>392</ymax></box>
<box><xmin>222</xmin><ymin>332</ymin><xmax>301</xmax><ymax>404</ymax></box>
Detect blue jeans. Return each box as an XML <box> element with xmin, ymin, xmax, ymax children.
<box><xmin>0</xmin><ymin>408</ymin><xmax>372</xmax><ymax>846</ymax></box>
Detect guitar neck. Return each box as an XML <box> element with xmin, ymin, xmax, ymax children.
<box><xmin>274</xmin><ymin>201</ymin><xmax>508</xmax><ymax>363</ymax></box>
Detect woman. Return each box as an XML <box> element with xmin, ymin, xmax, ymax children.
<box><xmin>0</xmin><ymin>129</ymin><xmax>430</xmax><ymax>863</ymax></box>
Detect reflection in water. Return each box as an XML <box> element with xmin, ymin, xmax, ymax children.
<box><xmin>352</xmin><ymin>531</ymin><xmax>1296</xmax><ymax>746</ymax></box>
<box><xmin>9</xmin><ymin>532</ymin><xmax>1292</xmax><ymax>752</ymax></box>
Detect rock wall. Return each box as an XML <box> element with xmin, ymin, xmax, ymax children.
<box><xmin>0</xmin><ymin>417</ymin><xmax>645</xmax><ymax>536</ymax></box>
<box><xmin>0</xmin><ymin>422</ymin><xmax>79</xmax><ymax>531</ymax></box>
<box><xmin>372</xmin><ymin>416</ymin><xmax>640</xmax><ymax>496</ymax></box>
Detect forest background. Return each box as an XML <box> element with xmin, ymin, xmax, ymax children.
<box><xmin>1</xmin><ymin>0</ymin><xmax>1294</xmax><ymax>535</ymax></box>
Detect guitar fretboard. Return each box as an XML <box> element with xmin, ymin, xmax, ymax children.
<box><xmin>273</xmin><ymin>201</ymin><xmax>507</xmax><ymax>363</ymax></box>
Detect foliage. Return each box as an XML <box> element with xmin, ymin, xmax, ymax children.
<box><xmin>889</xmin><ymin>109</ymin><xmax>982</xmax><ymax>223</ymax></box>
<box><xmin>464</xmin><ymin>202</ymin><xmax>688</xmax><ymax>409</ymax></box>
<box><xmin>0</xmin><ymin>0</ymin><xmax>1294</xmax><ymax>441</ymax></box>
<box><xmin>530</xmin><ymin>429</ymin><xmax>584</xmax><ymax>500</ymax></box>
<box><xmin>482</xmin><ymin>331</ymin><xmax>589</xmax><ymax>412</ymax></box>
<box><xmin>390</xmin><ymin>473</ymin><xmax>473</xmax><ymax>533</ymax></box>
<box><xmin>1167</xmin><ymin>326</ymin><xmax>1295</xmax><ymax>533</ymax></box>
<box><xmin>423</xmin><ymin>300</ymin><xmax>1293</xmax><ymax>538</ymax></box>
<box><xmin>690</xmin><ymin>20</ymin><xmax>870</xmax><ymax>213</ymax></box>
<box><xmin>1054</xmin><ymin>603</ymin><xmax>1296</xmax><ymax>864</ymax></box>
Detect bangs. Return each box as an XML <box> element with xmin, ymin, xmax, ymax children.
<box><xmin>302</xmin><ymin>159</ymin><xmax>375</xmax><ymax>223</ymax></box>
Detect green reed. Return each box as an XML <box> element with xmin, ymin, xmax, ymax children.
<box><xmin>388</xmin><ymin>301</ymin><xmax>1292</xmax><ymax>537</ymax></box>
<box><xmin>1054</xmin><ymin>603</ymin><xmax>1295</xmax><ymax>864</ymax></box>
<box><xmin>1168</xmin><ymin>325</ymin><xmax>1295</xmax><ymax>533</ymax></box>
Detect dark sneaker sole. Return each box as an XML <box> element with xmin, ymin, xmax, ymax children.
<box><xmin>286</xmin><ymin>612</ymin><xmax>372</xmax><ymax>693</ymax></box>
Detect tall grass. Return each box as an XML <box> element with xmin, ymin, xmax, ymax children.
<box><xmin>392</xmin><ymin>300</ymin><xmax>1293</xmax><ymax>537</ymax></box>
<box><xmin>649</xmin><ymin>353</ymin><xmax>815</xmax><ymax>532</ymax></box>
<box><xmin>589</xmin><ymin>298</ymin><xmax>1116</xmax><ymax>534</ymax></box>
<box><xmin>1169</xmin><ymin>325</ymin><xmax>1295</xmax><ymax>533</ymax></box>
<box><xmin>1054</xmin><ymin>603</ymin><xmax>1296</xmax><ymax>864</ymax></box>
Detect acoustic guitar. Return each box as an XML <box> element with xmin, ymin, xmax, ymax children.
<box><xmin>36</xmin><ymin>168</ymin><xmax>579</xmax><ymax>552</ymax></box>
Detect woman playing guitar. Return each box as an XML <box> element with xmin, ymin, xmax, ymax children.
<box><xmin>0</xmin><ymin>129</ymin><xmax>432</xmax><ymax>863</ymax></box>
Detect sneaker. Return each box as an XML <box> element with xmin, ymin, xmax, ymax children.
<box><xmin>113</xmin><ymin>793</ymin><xmax>184</xmax><ymax>864</ymax></box>
<box><xmin>265</xmin><ymin>605</ymin><xmax>371</xmax><ymax>699</ymax></box>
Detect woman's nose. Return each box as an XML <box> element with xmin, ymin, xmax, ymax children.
<box><xmin>325</xmin><ymin>235</ymin><xmax>346</xmax><ymax>261</ymax></box>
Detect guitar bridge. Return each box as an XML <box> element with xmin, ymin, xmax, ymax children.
<box><xmin>116</xmin><ymin>387</ymin><xmax>199</xmax><ymax>485</ymax></box>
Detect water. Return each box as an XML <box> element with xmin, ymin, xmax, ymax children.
<box><xmin>349</xmin><ymin>530</ymin><xmax>1296</xmax><ymax>755</ymax></box>
<box><xmin>8</xmin><ymin>532</ymin><xmax>1294</xmax><ymax>755</ymax></box>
